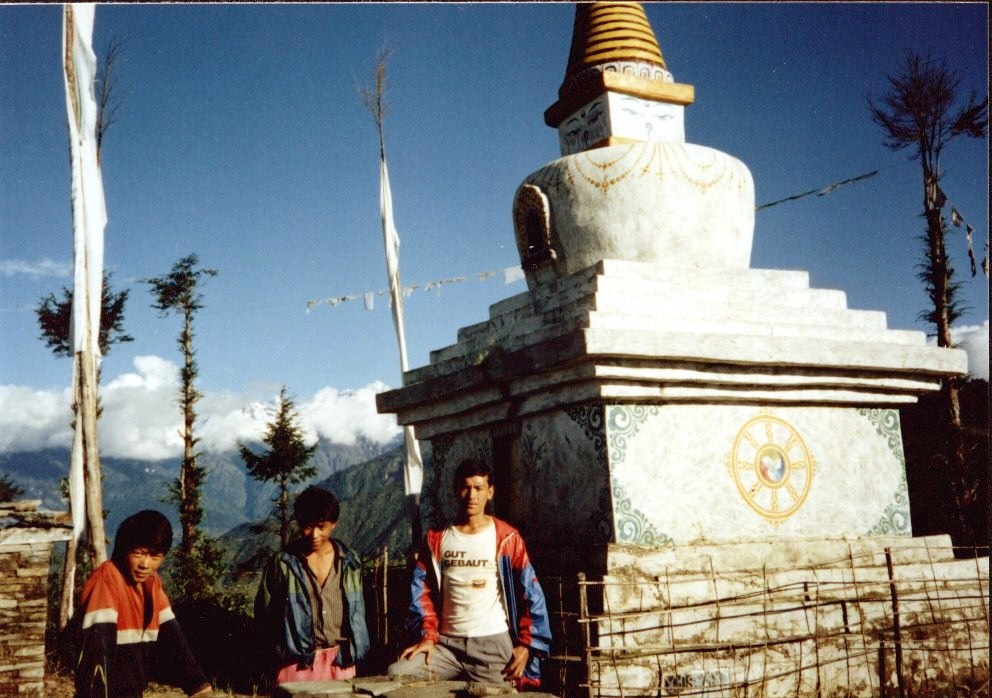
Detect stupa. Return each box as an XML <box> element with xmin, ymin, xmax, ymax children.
<box><xmin>377</xmin><ymin>3</ymin><xmax>966</xmax><ymax>568</ymax></box>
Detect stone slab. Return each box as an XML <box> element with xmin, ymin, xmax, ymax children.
<box><xmin>272</xmin><ymin>677</ymin><xmax>562</xmax><ymax>698</ymax></box>
<box><xmin>272</xmin><ymin>680</ymin><xmax>354</xmax><ymax>696</ymax></box>
<box><xmin>350</xmin><ymin>677</ymin><xmax>406</xmax><ymax>695</ymax></box>
<box><xmin>0</xmin><ymin>528</ymin><xmax>71</xmax><ymax>546</ymax></box>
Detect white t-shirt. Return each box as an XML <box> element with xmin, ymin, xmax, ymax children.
<box><xmin>438</xmin><ymin>521</ymin><xmax>509</xmax><ymax>637</ymax></box>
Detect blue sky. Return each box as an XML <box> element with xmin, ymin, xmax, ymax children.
<box><xmin>1</xmin><ymin>3</ymin><xmax>988</xmax><ymax>458</ymax></box>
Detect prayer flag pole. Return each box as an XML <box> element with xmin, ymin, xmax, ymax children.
<box><xmin>61</xmin><ymin>2</ymin><xmax>109</xmax><ymax>625</ymax></box>
<box><xmin>362</xmin><ymin>48</ymin><xmax>425</xmax><ymax>549</ymax></box>
<box><xmin>380</xmin><ymin>153</ymin><xmax>425</xmax><ymax>545</ymax></box>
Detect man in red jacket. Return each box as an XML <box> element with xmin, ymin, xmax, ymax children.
<box><xmin>388</xmin><ymin>458</ymin><xmax>552</xmax><ymax>689</ymax></box>
<box><xmin>73</xmin><ymin>510</ymin><xmax>213</xmax><ymax>698</ymax></box>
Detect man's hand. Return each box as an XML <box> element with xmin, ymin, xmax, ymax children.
<box><xmin>399</xmin><ymin>638</ymin><xmax>435</xmax><ymax>663</ymax></box>
<box><xmin>502</xmin><ymin>645</ymin><xmax>529</xmax><ymax>681</ymax></box>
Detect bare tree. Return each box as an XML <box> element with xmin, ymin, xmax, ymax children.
<box><xmin>868</xmin><ymin>51</ymin><xmax>988</xmax><ymax>426</ymax></box>
<box><xmin>95</xmin><ymin>36</ymin><xmax>128</xmax><ymax>162</ymax></box>
<box><xmin>356</xmin><ymin>45</ymin><xmax>392</xmax><ymax>160</ymax></box>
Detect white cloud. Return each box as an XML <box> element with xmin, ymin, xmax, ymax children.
<box><xmin>0</xmin><ymin>385</ymin><xmax>73</xmax><ymax>452</ymax></box>
<box><xmin>1</xmin><ymin>326</ymin><xmax>985</xmax><ymax>460</ymax></box>
<box><xmin>0</xmin><ymin>258</ymin><xmax>71</xmax><ymax>278</ymax></box>
<box><xmin>0</xmin><ymin>355</ymin><xmax>401</xmax><ymax>459</ymax></box>
<box><xmin>302</xmin><ymin>383</ymin><xmax>402</xmax><ymax>446</ymax></box>
<box><xmin>951</xmin><ymin>320</ymin><xmax>989</xmax><ymax>380</ymax></box>
<box><xmin>99</xmin><ymin>355</ymin><xmax>185</xmax><ymax>460</ymax></box>
<box><xmin>197</xmin><ymin>393</ymin><xmax>277</xmax><ymax>455</ymax></box>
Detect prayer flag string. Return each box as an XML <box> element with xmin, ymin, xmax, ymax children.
<box><xmin>307</xmin><ymin>166</ymin><xmax>988</xmax><ymax>313</ymax></box>
<box><xmin>755</xmin><ymin>170</ymin><xmax>878</xmax><ymax>211</ymax></box>
<box><xmin>306</xmin><ymin>265</ymin><xmax>525</xmax><ymax>312</ymax></box>
<box><xmin>947</xmin><ymin>199</ymin><xmax>988</xmax><ymax>279</ymax></box>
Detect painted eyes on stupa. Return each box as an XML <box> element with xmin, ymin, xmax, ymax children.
<box><xmin>564</xmin><ymin>121</ymin><xmax>583</xmax><ymax>146</ymax></box>
<box><xmin>585</xmin><ymin>102</ymin><xmax>604</xmax><ymax>124</ymax></box>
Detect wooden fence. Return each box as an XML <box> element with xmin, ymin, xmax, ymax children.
<box><xmin>364</xmin><ymin>543</ymin><xmax>989</xmax><ymax>697</ymax></box>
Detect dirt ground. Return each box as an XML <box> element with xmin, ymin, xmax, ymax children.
<box><xmin>44</xmin><ymin>672</ymin><xmax>260</xmax><ymax>697</ymax></box>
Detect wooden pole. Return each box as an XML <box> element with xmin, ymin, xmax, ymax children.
<box><xmin>79</xmin><ymin>347</ymin><xmax>106</xmax><ymax>565</ymax></box>
<box><xmin>579</xmin><ymin>572</ymin><xmax>594</xmax><ymax>698</ymax></box>
<box><xmin>884</xmin><ymin>547</ymin><xmax>905</xmax><ymax>698</ymax></box>
<box><xmin>382</xmin><ymin>546</ymin><xmax>389</xmax><ymax>646</ymax></box>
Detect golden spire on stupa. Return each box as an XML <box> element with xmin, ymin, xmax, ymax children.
<box><xmin>545</xmin><ymin>2</ymin><xmax>694</xmax><ymax>130</ymax></box>
<box><xmin>563</xmin><ymin>2</ymin><xmax>667</xmax><ymax>86</ymax></box>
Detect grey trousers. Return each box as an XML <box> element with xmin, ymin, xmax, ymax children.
<box><xmin>387</xmin><ymin>632</ymin><xmax>514</xmax><ymax>685</ymax></box>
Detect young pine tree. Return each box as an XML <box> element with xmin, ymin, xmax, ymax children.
<box><xmin>240</xmin><ymin>387</ymin><xmax>318</xmax><ymax>550</ymax></box>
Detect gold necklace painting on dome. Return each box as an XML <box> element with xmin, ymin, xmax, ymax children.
<box><xmin>563</xmin><ymin>142</ymin><xmax>738</xmax><ymax>194</ymax></box>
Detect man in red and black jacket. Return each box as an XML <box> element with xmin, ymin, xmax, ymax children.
<box><xmin>388</xmin><ymin>458</ymin><xmax>552</xmax><ymax>690</ymax></box>
<box><xmin>73</xmin><ymin>510</ymin><xmax>212</xmax><ymax>698</ymax></box>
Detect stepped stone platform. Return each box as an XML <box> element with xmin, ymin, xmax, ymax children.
<box><xmin>588</xmin><ymin>534</ymin><xmax>990</xmax><ymax>697</ymax></box>
<box><xmin>380</xmin><ymin>259</ymin><xmax>965</xmax><ymax>439</ymax></box>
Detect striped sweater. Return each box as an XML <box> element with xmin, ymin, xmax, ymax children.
<box><xmin>73</xmin><ymin>560</ymin><xmax>208</xmax><ymax>698</ymax></box>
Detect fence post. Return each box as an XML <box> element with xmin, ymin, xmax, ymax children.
<box><xmin>579</xmin><ymin>572</ymin><xmax>594</xmax><ymax>698</ymax></box>
<box><xmin>382</xmin><ymin>546</ymin><xmax>389</xmax><ymax>646</ymax></box>
<box><xmin>884</xmin><ymin>547</ymin><xmax>905</xmax><ymax>698</ymax></box>
<box><xmin>878</xmin><ymin>638</ymin><xmax>887</xmax><ymax>697</ymax></box>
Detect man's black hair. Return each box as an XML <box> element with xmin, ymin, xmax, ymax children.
<box><xmin>112</xmin><ymin>510</ymin><xmax>173</xmax><ymax>563</ymax></box>
<box><xmin>293</xmin><ymin>486</ymin><xmax>340</xmax><ymax>526</ymax></box>
<box><xmin>452</xmin><ymin>458</ymin><xmax>493</xmax><ymax>487</ymax></box>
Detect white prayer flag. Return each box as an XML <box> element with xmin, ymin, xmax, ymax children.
<box><xmin>380</xmin><ymin>159</ymin><xmax>402</xmax><ymax>304</ymax></box>
<box><xmin>379</xmin><ymin>155</ymin><xmax>424</xmax><ymax>497</ymax></box>
<box><xmin>504</xmin><ymin>266</ymin><xmax>525</xmax><ymax>285</ymax></box>
<box><xmin>64</xmin><ymin>3</ymin><xmax>106</xmax><ymax>358</ymax></box>
<box><xmin>402</xmin><ymin>426</ymin><xmax>424</xmax><ymax>496</ymax></box>
<box><xmin>62</xmin><ymin>2</ymin><xmax>109</xmax><ymax>612</ymax></box>
<box><xmin>965</xmin><ymin>224</ymin><xmax>977</xmax><ymax>277</ymax></box>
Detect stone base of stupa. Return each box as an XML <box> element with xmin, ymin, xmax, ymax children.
<box><xmin>378</xmin><ymin>259</ymin><xmax>966</xmax><ymax>555</ymax></box>
<box><xmin>581</xmin><ymin>533</ymin><xmax>989</xmax><ymax>697</ymax></box>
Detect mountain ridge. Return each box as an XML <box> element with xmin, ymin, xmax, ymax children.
<box><xmin>0</xmin><ymin>433</ymin><xmax>403</xmax><ymax>543</ymax></box>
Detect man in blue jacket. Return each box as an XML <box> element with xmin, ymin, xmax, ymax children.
<box><xmin>254</xmin><ymin>486</ymin><xmax>370</xmax><ymax>686</ymax></box>
<box><xmin>388</xmin><ymin>458</ymin><xmax>552</xmax><ymax>689</ymax></box>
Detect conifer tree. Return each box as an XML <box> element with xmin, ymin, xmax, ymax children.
<box><xmin>36</xmin><ymin>271</ymin><xmax>133</xmax><ymax>359</ymax></box>
<box><xmin>240</xmin><ymin>386</ymin><xmax>318</xmax><ymax>550</ymax></box>
<box><xmin>869</xmin><ymin>51</ymin><xmax>988</xmax><ymax>547</ymax></box>
<box><xmin>868</xmin><ymin>50</ymin><xmax>988</xmax><ymax>426</ymax></box>
<box><xmin>144</xmin><ymin>253</ymin><xmax>222</xmax><ymax>600</ymax></box>
<box><xmin>0</xmin><ymin>474</ymin><xmax>24</xmax><ymax>503</ymax></box>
